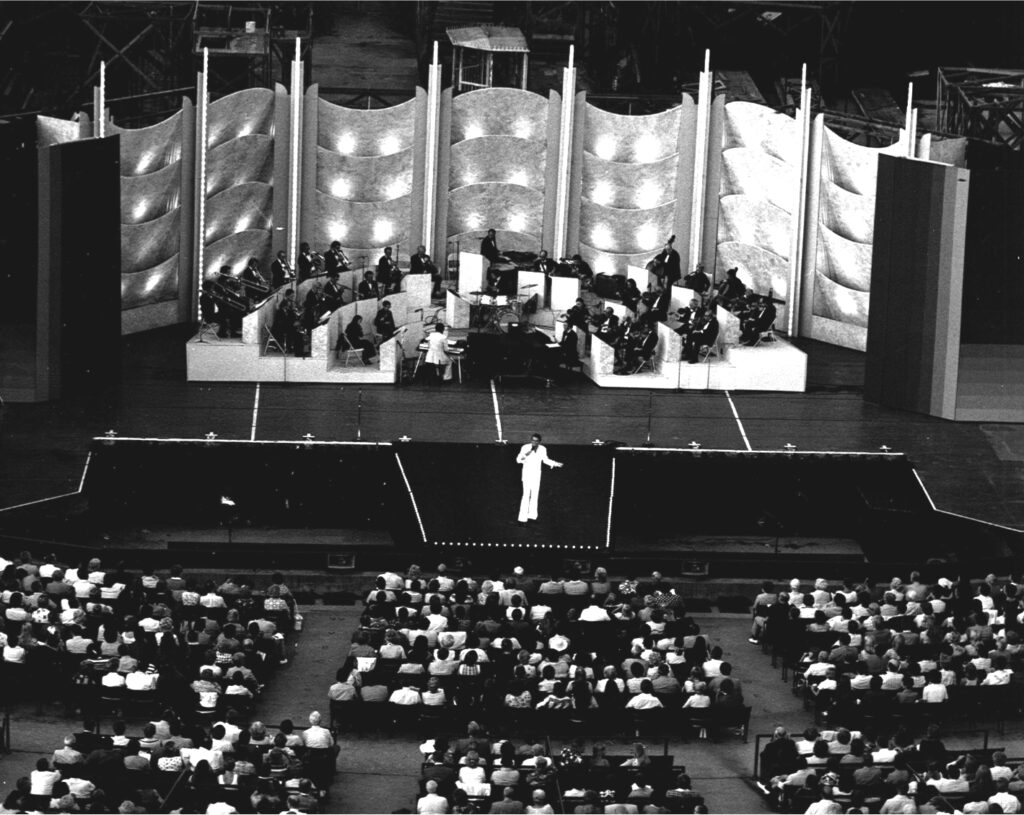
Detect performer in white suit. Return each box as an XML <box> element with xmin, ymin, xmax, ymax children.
<box><xmin>515</xmin><ymin>433</ymin><xmax>563</xmax><ymax>524</ymax></box>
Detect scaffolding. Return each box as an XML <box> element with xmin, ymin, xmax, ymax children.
<box><xmin>937</xmin><ymin>67</ymin><xmax>1024</xmax><ymax>150</ymax></box>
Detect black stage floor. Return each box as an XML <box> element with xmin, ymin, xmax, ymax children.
<box><xmin>1</xmin><ymin>325</ymin><xmax>1023</xmax><ymax>533</ymax></box>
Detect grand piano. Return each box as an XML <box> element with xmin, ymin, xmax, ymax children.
<box><xmin>467</xmin><ymin>322</ymin><xmax>562</xmax><ymax>385</ymax></box>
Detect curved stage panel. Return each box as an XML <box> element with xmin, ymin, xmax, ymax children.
<box><xmin>449</xmin><ymin>137</ymin><xmax>547</xmax><ymax>189</ymax></box>
<box><xmin>317</xmin><ymin>96</ymin><xmax>416</xmax><ymax>156</ymax></box>
<box><xmin>207</xmin><ymin>88</ymin><xmax>275</xmax><ymax>149</ymax></box>
<box><xmin>121</xmin><ymin>254</ymin><xmax>180</xmax><ymax>309</ymax></box>
<box><xmin>316</xmin><ymin>146</ymin><xmax>413</xmax><ymax>202</ymax></box>
<box><xmin>447</xmin><ymin>184</ymin><xmax>544</xmax><ymax>241</ymax></box>
<box><xmin>450</xmin><ymin>87</ymin><xmax>551</xmax><ymax>143</ymax></box>
<box><xmin>582</xmin><ymin>102</ymin><xmax>682</xmax><ymax>164</ymax></box>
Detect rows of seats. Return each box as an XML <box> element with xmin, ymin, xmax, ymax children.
<box><xmin>415</xmin><ymin>729</ymin><xmax>707</xmax><ymax>814</ymax></box>
<box><xmin>326</xmin><ymin>566</ymin><xmax>751</xmax><ymax>744</ymax></box>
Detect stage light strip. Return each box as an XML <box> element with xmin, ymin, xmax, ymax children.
<box><xmin>91</xmin><ymin>437</ymin><xmax>391</xmax><ymax>447</ymax></box>
<box><xmin>250</xmin><ymin>383</ymin><xmax>261</xmax><ymax>442</ymax></box>
<box><xmin>195</xmin><ymin>47</ymin><xmax>209</xmax><ymax>316</ymax></box>
<box><xmin>787</xmin><ymin>65</ymin><xmax>811</xmax><ymax>338</ymax></box>
<box><xmin>422</xmin><ymin>42</ymin><xmax>440</xmax><ymax>255</ymax></box>
<box><xmin>98</xmin><ymin>61</ymin><xmax>106</xmax><ymax>139</ymax></box>
<box><xmin>431</xmin><ymin>541</ymin><xmax>600</xmax><ymax>550</ymax></box>
<box><xmin>287</xmin><ymin>39</ymin><xmax>302</xmax><ymax>269</ymax></box>
<box><xmin>1</xmin><ymin>451</ymin><xmax>93</xmax><ymax>514</ymax></box>
<box><xmin>616</xmin><ymin>446</ymin><xmax>903</xmax><ymax>457</ymax></box>
<box><xmin>77</xmin><ymin>451</ymin><xmax>93</xmax><ymax>492</ymax></box>
<box><xmin>393</xmin><ymin>451</ymin><xmax>427</xmax><ymax>542</ymax></box>
<box><xmin>605</xmin><ymin>456</ymin><xmax>616</xmax><ymax>549</ymax></box>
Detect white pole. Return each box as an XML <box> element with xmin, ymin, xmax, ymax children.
<box><xmin>289</xmin><ymin>38</ymin><xmax>302</xmax><ymax>267</ymax></box>
<box><xmin>423</xmin><ymin>41</ymin><xmax>440</xmax><ymax>255</ymax></box>
<box><xmin>553</xmin><ymin>46</ymin><xmax>575</xmax><ymax>260</ymax></box>
<box><xmin>689</xmin><ymin>50</ymin><xmax>711</xmax><ymax>271</ymax></box>
<box><xmin>98</xmin><ymin>61</ymin><xmax>106</xmax><ymax>138</ymax></box>
<box><xmin>905</xmin><ymin>82</ymin><xmax>914</xmax><ymax>157</ymax></box>
<box><xmin>196</xmin><ymin>48</ymin><xmax>209</xmax><ymax>303</ymax></box>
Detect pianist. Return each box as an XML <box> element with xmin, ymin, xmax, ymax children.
<box><xmin>425</xmin><ymin>323</ymin><xmax>453</xmax><ymax>382</ymax></box>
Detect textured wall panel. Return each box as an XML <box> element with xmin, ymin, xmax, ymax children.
<box><xmin>449</xmin><ymin>137</ymin><xmax>546</xmax><ymax>189</ymax></box>
<box><xmin>581</xmin><ymin>153</ymin><xmax>678</xmax><ymax>210</ymax></box>
<box><xmin>579</xmin><ymin>200</ymin><xmax>675</xmax><ymax>257</ymax></box>
<box><xmin>447</xmin><ymin>184</ymin><xmax>544</xmax><ymax>238</ymax></box>
<box><xmin>814</xmin><ymin>271</ymin><xmax>869</xmax><ymax>327</ymax></box>
<box><xmin>37</xmin><ymin>115</ymin><xmax>81</xmax><ymax>146</ymax></box>
<box><xmin>121</xmin><ymin>254</ymin><xmax>179</xmax><ymax>309</ymax></box>
<box><xmin>203</xmin><ymin>229</ymin><xmax>273</xmax><ymax>278</ymax></box>
<box><xmin>449</xmin><ymin>230</ymin><xmax>540</xmax><ymax>254</ymax></box>
<box><xmin>206</xmin><ymin>135</ymin><xmax>274</xmax><ymax>195</ymax></box>
<box><xmin>450</xmin><ymin>88</ymin><xmax>549</xmax><ymax>143</ymax></box>
<box><xmin>819</xmin><ymin>179</ymin><xmax>875</xmax><ymax>243</ymax></box>
<box><xmin>122</xmin><ymin>208</ymin><xmax>180</xmax><ymax>274</ymax></box>
<box><xmin>111</xmin><ymin>111</ymin><xmax>183</xmax><ymax>176</ymax></box>
<box><xmin>205</xmin><ymin>183</ymin><xmax>274</xmax><ymax>244</ymax></box>
<box><xmin>314</xmin><ymin>192</ymin><xmax>412</xmax><ymax>259</ymax></box>
<box><xmin>207</xmin><ymin>88</ymin><xmax>275</xmax><ymax>149</ymax></box>
<box><xmin>582</xmin><ymin>104</ymin><xmax>680</xmax><ymax>163</ymax></box>
<box><xmin>316</xmin><ymin>146</ymin><xmax>413</xmax><ymax>201</ymax></box>
<box><xmin>715</xmin><ymin>242</ymin><xmax>790</xmax><ymax>306</ymax></box>
<box><xmin>317</xmin><ymin>97</ymin><xmax>416</xmax><ymax>155</ymax></box>
<box><xmin>717</xmin><ymin>196</ymin><xmax>791</xmax><ymax>259</ymax></box>
<box><xmin>121</xmin><ymin>162</ymin><xmax>181</xmax><ymax>224</ymax></box>
<box><xmin>817</xmin><ymin>225</ymin><xmax>873</xmax><ymax>295</ymax></box>
<box><xmin>577</xmin><ymin>244</ymin><xmax>659</xmax><ymax>277</ymax></box>
<box><xmin>720</xmin><ymin>148</ymin><xmax>795</xmax><ymax>211</ymax></box>
<box><xmin>723</xmin><ymin>101</ymin><xmax>798</xmax><ymax>163</ymax></box>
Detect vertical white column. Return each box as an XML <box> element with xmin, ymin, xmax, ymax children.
<box><xmin>552</xmin><ymin>46</ymin><xmax>576</xmax><ymax>260</ymax></box>
<box><xmin>689</xmin><ymin>50</ymin><xmax>712</xmax><ymax>272</ymax></box>
<box><xmin>288</xmin><ymin>38</ymin><xmax>303</xmax><ymax>266</ymax></box>
<box><xmin>905</xmin><ymin>82</ymin><xmax>915</xmax><ymax>158</ymax></box>
<box><xmin>195</xmin><ymin>48</ymin><xmax>210</xmax><ymax>304</ymax></box>
<box><xmin>788</xmin><ymin>65</ymin><xmax>813</xmax><ymax>337</ymax></box>
<box><xmin>423</xmin><ymin>41</ymin><xmax>440</xmax><ymax>255</ymax></box>
<box><xmin>98</xmin><ymin>61</ymin><xmax>106</xmax><ymax>138</ymax></box>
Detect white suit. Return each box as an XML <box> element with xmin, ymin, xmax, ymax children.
<box><xmin>425</xmin><ymin>330</ymin><xmax>452</xmax><ymax>380</ymax></box>
<box><xmin>516</xmin><ymin>442</ymin><xmax>560</xmax><ymax>522</ymax></box>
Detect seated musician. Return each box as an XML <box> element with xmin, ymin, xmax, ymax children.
<box><xmin>683</xmin><ymin>264</ymin><xmax>711</xmax><ymax>296</ymax></box>
<box><xmin>593</xmin><ymin>307</ymin><xmax>619</xmax><ymax>340</ymax></box>
<box><xmin>297</xmin><ymin>242</ymin><xmax>316</xmax><ymax>283</ymax></box>
<box><xmin>740</xmin><ymin>295</ymin><xmax>777</xmax><ymax>345</ymax></box>
<box><xmin>715</xmin><ymin>267</ymin><xmax>747</xmax><ymax>308</ymax></box>
<box><xmin>613</xmin><ymin>316</ymin><xmax>637</xmax><ymax>363</ymax></box>
<box><xmin>241</xmin><ymin>256</ymin><xmax>268</xmax><ymax>294</ymax></box>
<box><xmin>620</xmin><ymin>325</ymin><xmax>659</xmax><ymax>373</ymax></box>
<box><xmin>374</xmin><ymin>300</ymin><xmax>397</xmax><ymax>342</ymax></box>
<box><xmin>674</xmin><ymin>298</ymin><xmax>703</xmax><ymax>337</ymax></box>
<box><xmin>358</xmin><ymin>271</ymin><xmax>381</xmax><ymax>301</ymax></box>
<box><xmin>638</xmin><ymin>284</ymin><xmax>670</xmax><ymax>328</ymax></box>
<box><xmin>302</xmin><ymin>283</ymin><xmax>326</xmax><ymax>346</ymax></box>
<box><xmin>565</xmin><ymin>298</ymin><xmax>590</xmax><ymax>333</ymax></box>
<box><xmin>215</xmin><ymin>266</ymin><xmax>244</xmax><ymax>336</ymax></box>
<box><xmin>272</xmin><ymin>289</ymin><xmax>302</xmax><ymax>355</ymax></box>
<box><xmin>324</xmin><ymin>240</ymin><xmax>350</xmax><ymax>275</ymax></box>
<box><xmin>377</xmin><ymin>247</ymin><xmax>401</xmax><ymax>294</ymax></box>
<box><xmin>570</xmin><ymin>254</ymin><xmax>594</xmax><ymax>290</ymax></box>
<box><xmin>200</xmin><ymin>280</ymin><xmax>219</xmax><ymax>329</ymax></box>
<box><xmin>344</xmin><ymin>314</ymin><xmax>376</xmax><ymax>365</ymax></box>
<box><xmin>322</xmin><ymin>271</ymin><xmax>345</xmax><ymax>314</ymax></box>
<box><xmin>622</xmin><ymin>278</ymin><xmax>642</xmax><ymax>313</ymax></box>
<box><xmin>271</xmin><ymin>250</ymin><xmax>293</xmax><ymax>289</ymax></box>
<box><xmin>683</xmin><ymin>310</ymin><xmax>720</xmax><ymax>364</ymax></box>
<box><xmin>425</xmin><ymin>323</ymin><xmax>452</xmax><ymax>382</ymax></box>
<box><xmin>480</xmin><ymin>229</ymin><xmax>499</xmax><ymax>266</ymax></box>
<box><xmin>534</xmin><ymin>250</ymin><xmax>556</xmax><ymax>275</ymax></box>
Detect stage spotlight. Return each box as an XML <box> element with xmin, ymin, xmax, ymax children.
<box><xmin>399</xmin><ymin>435</ymin><xmax>411</xmax><ymax>442</ymax></box>
<box><xmin>238</xmin><ymin>124</ymin><xmax>252</xmax><ymax>137</ymax></box>
<box><xmin>385</xmin><ymin>178</ymin><xmax>408</xmax><ymax>200</ymax></box>
<box><xmin>590</xmin><ymin>181</ymin><xmax>613</xmax><ymax>206</ymax></box>
<box><xmin>879</xmin><ymin>445</ymin><xmax>893</xmax><ymax>453</ymax></box>
<box><xmin>336</xmin><ymin>133</ymin><xmax>356</xmax><ymax>155</ymax></box>
<box><xmin>464</xmin><ymin>123</ymin><xmax>483</xmax><ymax>140</ymax></box>
<box><xmin>592</xmin><ymin>438</ymin><xmax>604</xmax><ymax>445</ymax></box>
<box><xmin>594</xmin><ymin>135</ymin><xmax>616</xmax><ymax>161</ymax></box>
<box><xmin>634</xmin><ymin>133</ymin><xmax>660</xmax><ymax>163</ymax></box>
<box><xmin>143</xmin><ymin>274</ymin><xmax>162</xmax><ymax>294</ymax></box>
<box><xmin>331</xmin><ymin>177</ymin><xmax>351</xmax><ymax>198</ymax></box>
<box><xmin>302</xmin><ymin>433</ymin><xmax>315</xmax><ymax>449</ymax></box>
<box><xmin>235</xmin><ymin>215</ymin><xmax>252</xmax><ymax>232</ymax></box>
<box><xmin>466</xmin><ymin>212</ymin><xmax>482</xmax><ymax>230</ymax></box>
<box><xmin>372</xmin><ymin>219</ymin><xmax>393</xmax><ymax>243</ymax></box>
<box><xmin>636</xmin><ymin>223</ymin><xmax>659</xmax><ymax>251</ymax></box>
<box><xmin>508</xmin><ymin>213</ymin><xmax>526</xmax><ymax>232</ymax></box>
<box><xmin>635</xmin><ymin>180</ymin><xmax>661</xmax><ymax>209</ymax></box>
<box><xmin>204</xmin><ymin>432</ymin><xmax>218</xmax><ymax>447</ymax></box>
<box><xmin>590</xmin><ymin>224</ymin><xmax>612</xmax><ymax>250</ymax></box>
<box><xmin>508</xmin><ymin>170</ymin><xmax>528</xmax><ymax>186</ymax></box>
<box><xmin>102</xmin><ymin>430</ymin><xmax>118</xmax><ymax>446</ymax></box>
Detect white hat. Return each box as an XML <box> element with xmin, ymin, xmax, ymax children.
<box><xmin>514</xmin><ymin>566</ymin><xmax>524</xmax><ymax>576</ymax></box>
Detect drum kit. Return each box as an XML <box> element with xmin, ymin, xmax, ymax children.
<box><xmin>468</xmin><ymin>284</ymin><xmax>539</xmax><ymax>332</ymax></box>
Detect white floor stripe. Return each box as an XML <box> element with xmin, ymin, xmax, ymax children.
<box><xmin>77</xmin><ymin>451</ymin><xmax>93</xmax><ymax>492</ymax></box>
<box><xmin>490</xmin><ymin>379</ymin><xmax>504</xmax><ymax>442</ymax></box>
<box><xmin>0</xmin><ymin>491</ymin><xmax>80</xmax><ymax>513</ymax></box>
<box><xmin>724</xmin><ymin>390</ymin><xmax>752</xmax><ymax>451</ymax></box>
<box><xmin>250</xmin><ymin>383</ymin><xmax>261</xmax><ymax>441</ymax></box>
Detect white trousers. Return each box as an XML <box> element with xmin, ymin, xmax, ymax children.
<box><xmin>518</xmin><ymin>479</ymin><xmax>540</xmax><ymax>522</ymax></box>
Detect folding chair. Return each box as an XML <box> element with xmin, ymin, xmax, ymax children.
<box><xmin>753</xmin><ymin>325</ymin><xmax>777</xmax><ymax>346</ymax></box>
<box><xmin>335</xmin><ymin>331</ymin><xmax>367</xmax><ymax>366</ymax></box>
<box><xmin>699</xmin><ymin>337</ymin><xmax>721</xmax><ymax>362</ymax></box>
<box><xmin>197</xmin><ymin>320</ymin><xmax>219</xmax><ymax>342</ymax></box>
<box><xmin>264</xmin><ymin>327</ymin><xmax>287</xmax><ymax>355</ymax></box>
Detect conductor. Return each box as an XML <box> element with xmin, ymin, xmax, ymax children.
<box><xmin>516</xmin><ymin>433</ymin><xmax>563</xmax><ymax>525</ymax></box>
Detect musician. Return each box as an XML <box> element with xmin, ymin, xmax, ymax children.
<box><xmin>373</xmin><ymin>300</ymin><xmax>397</xmax><ymax>342</ymax></box>
<box><xmin>651</xmin><ymin>238</ymin><xmax>681</xmax><ymax>287</ymax></box>
<box><xmin>480</xmin><ymin>229</ymin><xmax>499</xmax><ymax>266</ymax></box>
<box><xmin>740</xmin><ymin>295</ymin><xmax>777</xmax><ymax>345</ymax></box>
<box><xmin>684</xmin><ymin>310</ymin><xmax>720</xmax><ymax>364</ymax></box>
<box><xmin>425</xmin><ymin>323</ymin><xmax>452</xmax><ymax>383</ymax></box>
<box><xmin>410</xmin><ymin>246</ymin><xmax>442</xmax><ymax>298</ymax></box>
<box><xmin>271</xmin><ymin>250</ymin><xmax>293</xmax><ymax>289</ymax></box>
<box><xmin>593</xmin><ymin>307</ymin><xmax>619</xmax><ymax>340</ymax></box>
<box><xmin>621</xmin><ymin>326</ymin><xmax>659</xmax><ymax>373</ymax></box>
<box><xmin>682</xmin><ymin>264</ymin><xmax>710</xmax><ymax>296</ymax></box>
<box><xmin>570</xmin><ymin>254</ymin><xmax>594</xmax><ymax>290</ymax></box>
<box><xmin>358</xmin><ymin>271</ymin><xmax>381</xmax><ymax>301</ymax></box>
<box><xmin>272</xmin><ymin>289</ymin><xmax>302</xmax><ymax>355</ymax></box>
<box><xmin>560</xmin><ymin>324</ymin><xmax>581</xmax><ymax>367</ymax></box>
<box><xmin>534</xmin><ymin>250</ymin><xmax>556</xmax><ymax>275</ymax></box>
<box><xmin>324</xmin><ymin>241</ymin><xmax>350</xmax><ymax>275</ymax></box>
<box><xmin>565</xmin><ymin>298</ymin><xmax>590</xmax><ymax>333</ymax></box>
<box><xmin>515</xmin><ymin>433</ymin><xmax>563</xmax><ymax>526</ymax></box>
<box><xmin>200</xmin><ymin>280</ymin><xmax>218</xmax><ymax>328</ymax></box>
<box><xmin>673</xmin><ymin>298</ymin><xmax>703</xmax><ymax>337</ymax></box>
<box><xmin>639</xmin><ymin>284</ymin><xmax>671</xmax><ymax>326</ymax></box>
<box><xmin>215</xmin><ymin>266</ymin><xmax>245</xmax><ymax>335</ymax></box>
<box><xmin>377</xmin><ymin>247</ymin><xmax>400</xmax><ymax>294</ymax></box>
<box><xmin>241</xmin><ymin>257</ymin><xmax>268</xmax><ymax>306</ymax></box>
<box><xmin>297</xmin><ymin>242</ymin><xmax>316</xmax><ymax>283</ymax></box>
<box><xmin>322</xmin><ymin>271</ymin><xmax>345</xmax><ymax>313</ymax></box>
<box><xmin>302</xmin><ymin>283</ymin><xmax>326</xmax><ymax>347</ymax></box>
<box><xmin>622</xmin><ymin>278</ymin><xmax>642</xmax><ymax>313</ymax></box>
<box><xmin>715</xmin><ymin>267</ymin><xmax>747</xmax><ymax>308</ymax></box>
<box><xmin>345</xmin><ymin>314</ymin><xmax>376</xmax><ymax>365</ymax></box>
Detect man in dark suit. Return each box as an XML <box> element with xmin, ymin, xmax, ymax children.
<box><xmin>683</xmin><ymin>264</ymin><xmax>711</xmax><ymax>295</ymax></box>
<box><xmin>357</xmin><ymin>271</ymin><xmax>380</xmax><ymax>301</ymax></box>
<box><xmin>376</xmin><ymin>247</ymin><xmax>400</xmax><ymax>293</ymax></box>
<box><xmin>322</xmin><ymin>271</ymin><xmax>345</xmax><ymax>313</ymax></box>
<box><xmin>652</xmin><ymin>238</ymin><xmax>681</xmax><ymax>287</ymax></box>
<box><xmin>715</xmin><ymin>267</ymin><xmax>747</xmax><ymax>307</ymax></box>
<box><xmin>480</xmin><ymin>229</ymin><xmax>499</xmax><ymax>265</ymax></box>
<box><xmin>593</xmin><ymin>307</ymin><xmax>619</xmax><ymax>340</ymax></box>
<box><xmin>297</xmin><ymin>242</ymin><xmax>315</xmax><ymax>282</ymax></box>
<box><xmin>409</xmin><ymin>244</ymin><xmax>429</xmax><ymax>275</ymax></box>
<box><xmin>560</xmin><ymin>325</ymin><xmax>580</xmax><ymax>367</ymax></box>
<box><xmin>565</xmin><ymin>298</ymin><xmax>590</xmax><ymax>333</ymax></box>
<box><xmin>533</xmin><ymin>249</ymin><xmax>556</xmax><ymax>274</ymax></box>
<box><xmin>674</xmin><ymin>298</ymin><xmax>703</xmax><ymax>337</ymax></box>
<box><xmin>344</xmin><ymin>315</ymin><xmax>375</xmax><ymax>364</ymax></box>
<box><xmin>684</xmin><ymin>310</ymin><xmax>719</xmax><ymax>363</ymax></box>
<box><xmin>323</xmin><ymin>241</ymin><xmax>350</xmax><ymax>275</ymax></box>
<box><xmin>270</xmin><ymin>250</ymin><xmax>292</xmax><ymax>289</ymax></box>
<box><xmin>740</xmin><ymin>296</ymin><xmax>777</xmax><ymax>344</ymax></box>
<box><xmin>373</xmin><ymin>300</ymin><xmax>396</xmax><ymax>342</ymax></box>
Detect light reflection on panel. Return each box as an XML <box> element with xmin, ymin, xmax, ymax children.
<box><xmin>208</xmin><ymin>88</ymin><xmax>275</xmax><ymax>149</ymax></box>
<box><xmin>582</xmin><ymin>153</ymin><xmax>678</xmax><ymax>210</ymax></box>
<box><xmin>578</xmin><ymin>200</ymin><xmax>674</xmax><ymax>256</ymax></box>
<box><xmin>203</xmin><ymin>230</ymin><xmax>273</xmax><ymax>278</ymax></box>
<box><xmin>111</xmin><ymin>111</ymin><xmax>184</xmax><ymax>177</ymax></box>
<box><xmin>205</xmin><ymin>183</ymin><xmax>274</xmax><ymax>244</ymax></box>
<box><xmin>315</xmin><ymin>146</ymin><xmax>414</xmax><ymax>202</ymax></box>
<box><xmin>447</xmin><ymin>185</ymin><xmax>544</xmax><ymax>241</ymax></box>
<box><xmin>582</xmin><ymin>103</ymin><xmax>682</xmax><ymax>164</ymax></box>
<box><xmin>450</xmin><ymin>88</ymin><xmax>550</xmax><ymax>144</ymax></box>
<box><xmin>121</xmin><ymin>163</ymin><xmax>181</xmax><ymax>225</ymax></box>
<box><xmin>206</xmin><ymin>135</ymin><xmax>274</xmax><ymax>195</ymax></box>
<box><xmin>317</xmin><ymin>97</ymin><xmax>417</xmax><ymax>156</ymax></box>
<box><xmin>122</xmin><ymin>209</ymin><xmax>181</xmax><ymax>274</ymax></box>
<box><xmin>449</xmin><ymin>137</ymin><xmax>547</xmax><ymax>190</ymax></box>
<box><xmin>314</xmin><ymin>192</ymin><xmax>411</xmax><ymax>257</ymax></box>
<box><xmin>121</xmin><ymin>254</ymin><xmax>180</xmax><ymax>309</ymax></box>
